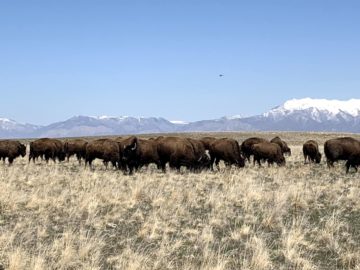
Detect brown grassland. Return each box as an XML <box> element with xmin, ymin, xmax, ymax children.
<box><xmin>1</xmin><ymin>132</ymin><xmax>360</xmax><ymax>270</ymax></box>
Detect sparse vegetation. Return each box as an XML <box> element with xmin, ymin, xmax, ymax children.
<box><xmin>1</xmin><ymin>132</ymin><xmax>360</xmax><ymax>270</ymax></box>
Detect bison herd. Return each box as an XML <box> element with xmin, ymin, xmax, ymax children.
<box><xmin>1</xmin><ymin>136</ymin><xmax>360</xmax><ymax>174</ymax></box>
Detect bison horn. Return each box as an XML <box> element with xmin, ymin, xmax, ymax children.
<box><xmin>131</xmin><ymin>142</ymin><xmax>137</xmax><ymax>151</ymax></box>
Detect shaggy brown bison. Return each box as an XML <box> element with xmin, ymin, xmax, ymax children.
<box><xmin>209</xmin><ymin>138</ymin><xmax>245</xmax><ymax>170</ymax></box>
<box><xmin>241</xmin><ymin>137</ymin><xmax>269</xmax><ymax>162</ymax></box>
<box><xmin>0</xmin><ymin>140</ymin><xmax>26</xmax><ymax>164</ymax></box>
<box><xmin>252</xmin><ymin>142</ymin><xmax>285</xmax><ymax>167</ymax></box>
<box><xmin>122</xmin><ymin>136</ymin><xmax>161</xmax><ymax>174</ymax></box>
<box><xmin>157</xmin><ymin>137</ymin><xmax>209</xmax><ymax>172</ymax></box>
<box><xmin>64</xmin><ymin>139</ymin><xmax>88</xmax><ymax>164</ymax></box>
<box><xmin>270</xmin><ymin>136</ymin><xmax>291</xmax><ymax>156</ymax></box>
<box><xmin>29</xmin><ymin>138</ymin><xmax>65</xmax><ymax>163</ymax></box>
<box><xmin>324</xmin><ymin>137</ymin><xmax>360</xmax><ymax>167</ymax></box>
<box><xmin>85</xmin><ymin>139</ymin><xmax>121</xmax><ymax>169</ymax></box>
<box><xmin>303</xmin><ymin>140</ymin><xmax>321</xmax><ymax>164</ymax></box>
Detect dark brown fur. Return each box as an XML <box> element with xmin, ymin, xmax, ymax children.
<box><xmin>345</xmin><ymin>153</ymin><xmax>360</xmax><ymax>173</ymax></box>
<box><xmin>324</xmin><ymin>137</ymin><xmax>360</xmax><ymax>167</ymax></box>
<box><xmin>187</xmin><ymin>138</ymin><xmax>211</xmax><ymax>171</ymax></box>
<box><xmin>64</xmin><ymin>139</ymin><xmax>88</xmax><ymax>164</ymax></box>
<box><xmin>156</xmin><ymin>137</ymin><xmax>205</xmax><ymax>172</ymax></box>
<box><xmin>0</xmin><ymin>140</ymin><xmax>26</xmax><ymax>164</ymax></box>
<box><xmin>85</xmin><ymin>139</ymin><xmax>120</xmax><ymax>169</ymax></box>
<box><xmin>241</xmin><ymin>137</ymin><xmax>269</xmax><ymax>162</ymax></box>
<box><xmin>303</xmin><ymin>140</ymin><xmax>321</xmax><ymax>164</ymax></box>
<box><xmin>270</xmin><ymin>137</ymin><xmax>291</xmax><ymax>156</ymax></box>
<box><xmin>209</xmin><ymin>138</ymin><xmax>245</xmax><ymax>170</ymax></box>
<box><xmin>122</xmin><ymin>136</ymin><xmax>161</xmax><ymax>174</ymax></box>
<box><xmin>29</xmin><ymin>138</ymin><xmax>65</xmax><ymax>163</ymax></box>
<box><xmin>200</xmin><ymin>137</ymin><xmax>217</xmax><ymax>150</ymax></box>
<box><xmin>252</xmin><ymin>142</ymin><xmax>285</xmax><ymax>167</ymax></box>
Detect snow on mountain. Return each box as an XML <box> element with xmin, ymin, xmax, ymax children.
<box><xmin>264</xmin><ymin>98</ymin><xmax>360</xmax><ymax>119</ymax></box>
<box><xmin>224</xmin><ymin>114</ymin><xmax>244</xmax><ymax>120</ymax></box>
<box><xmin>0</xmin><ymin>118</ymin><xmax>18</xmax><ymax>130</ymax></box>
<box><xmin>2</xmin><ymin>98</ymin><xmax>360</xmax><ymax>138</ymax></box>
<box><xmin>170</xmin><ymin>120</ymin><xmax>189</xmax><ymax>125</ymax></box>
<box><xmin>0</xmin><ymin>117</ymin><xmax>40</xmax><ymax>138</ymax></box>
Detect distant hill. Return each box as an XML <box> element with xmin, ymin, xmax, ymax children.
<box><xmin>1</xmin><ymin>98</ymin><xmax>360</xmax><ymax>138</ymax></box>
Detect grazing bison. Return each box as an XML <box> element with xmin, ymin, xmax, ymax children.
<box><xmin>241</xmin><ymin>137</ymin><xmax>269</xmax><ymax>162</ymax></box>
<box><xmin>345</xmin><ymin>153</ymin><xmax>360</xmax><ymax>173</ymax></box>
<box><xmin>270</xmin><ymin>136</ymin><xmax>291</xmax><ymax>156</ymax></box>
<box><xmin>0</xmin><ymin>140</ymin><xmax>26</xmax><ymax>164</ymax></box>
<box><xmin>64</xmin><ymin>139</ymin><xmax>88</xmax><ymax>164</ymax></box>
<box><xmin>85</xmin><ymin>139</ymin><xmax>121</xmax><ymax>169</ymax></box>
<box><xmin>157</xmin><ymin>137</ymin><xmax>209</xmax><ymax>172</ymax></box>
<box><xmin>303</xmin><ymin>140</ymin><xmax>321</xmax><ymax>164</ymax></box>
<box><xmin>324</xmin><ymin>137</ymin><xmax>360</xmax><ymax>167</ymax></box>
<box><xmin>29</xmin><ymin>138</ymin><xmax>65</xmax><ymax>163</ymax></box>
<box><xmin>252</xmin><ymin>142</ymin><xmax>285</xmax><ymax>167</ymax></box>
<box><xmin>209</xmin><ymin>138</ymin><xmax>245</xmax><ymax>170</ymax></box>
<box><xmin>122</xmin><ymin>136</ymin><xmax>161</xmax><ymax>174</ymax></box>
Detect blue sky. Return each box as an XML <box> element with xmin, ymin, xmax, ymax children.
<box><xmin>1</xmin><ymin>1</ymin><xmax>359</xmax><ymax>125</ymax></box>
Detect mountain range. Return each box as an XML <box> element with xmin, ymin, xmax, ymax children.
<box><xmin>1</xmin><ymin>98</ymin><xmax>360</xmax><ymax>138</ymax></box>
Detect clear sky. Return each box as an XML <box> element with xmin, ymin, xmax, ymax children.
<box><xmin>1</xmin><ymin>1</ymin><xmax>360</xmax><ymax>125</ymax></box>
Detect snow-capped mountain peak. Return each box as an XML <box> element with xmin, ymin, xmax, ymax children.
<box><xmin>170</xmin><ymin>120</ymin><xmax>189</xmax><ymax>125</ymax></box>
<box><xmin>264</xmin><ymin>98</ymin><xmax>360</xmax><ymax>118</ymax></box>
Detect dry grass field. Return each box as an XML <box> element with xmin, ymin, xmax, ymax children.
<box><xmin>1</xmin><ymin>132</ymin><xmax>360</xmax><ymax>270</ymax></box>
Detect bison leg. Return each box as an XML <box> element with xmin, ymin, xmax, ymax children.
<box><xmin>8</xmin><ymin>157</ymin><xmax>14</xmax><ymax>165</ymax></box>
<box><xmin>345</xmin><ymin>161</ymin><xmax>351</xmax><ymax>174</ymax></box>
<box><xmin>215</xmin><ymin>159</ymin><xmax>221</xmax><ymax>171</ymax></box>
<box><xmin>327</xmin><ymin>159</ymin><xmax>334</xmax><ymax>168</ymax></box>
<box><xmin>254</xmin><ymin>156</ymin><xmax>261</xmax><ymax>167</ymax></box>
<box><xmin>76</xmin><ymin>154</ymin><xmax>82</xmax><ymax>165</ymax></box>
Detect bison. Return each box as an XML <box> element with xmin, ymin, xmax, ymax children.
<box><xmin>157</xmin><ymin>136</ymin><xmax>209</xmax><ymax>172</ymax></box>
<box><xmin>0</xmin><ymin>140</ymin><xmax>26</xmax><ymax>164</ymax></box>
<box><xmin>29</xmin><ymin>138</ymin><xmax>65</xmax><ymax>163</ymax></box>
<box><xmin>209</xmin><ymin>138</ymin><xmax>245</xmax><ymax>170</ymax></box>
<box><xmin>252</xmin><ymin>142</ymin><xmax>285</xmax><ymax>167</ymax></box>
<box><xmin>241</xmin><ymin>137</ymin><xmax>269</xmax><ymax>162</ymax></box>
<box><xmin>270</xmin><ymin>136</ymin><xmax>291</xmax><ymax>156</ymax></box>
<box><xmin>85</xmin><ymin>139</ymin><xmax>121</xmax><ymax>169</ymax></box>
<box><xmin>64</xmin><ymin>139</ymin><xmax>88</xmax><ymax>164</ymax></box>
<box><xmin>303</xmin><ymin>140</ymin><xmax>321</xmax><ymax>164</ymax></box>
<box><xmin>122</xmin><ymin>136</ymin><xmax>162</xmax><ymax>174</ymax></box>
<box><xmin>324</xmin><ymin>137</ymin><xmax>360</xmax><ymax>167</ymax></box>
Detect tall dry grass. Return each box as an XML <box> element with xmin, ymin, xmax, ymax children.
<box><xmin>0</xmin><ymin>135</ymin><xmax>360</xmax><ymax>269</ymax></box>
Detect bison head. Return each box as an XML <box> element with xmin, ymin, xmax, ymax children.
<box><xmin>283</xmin><ymin>146</ymin><xmax>291</xmax><ymax>156</ymax></box>
<box><xmin>196</xmin><ymin>150</ymin><xmax>211</xmax><ymax>171</ymax></box>
<box><xmin>237</xmin><ymin>154</ymin><xmax>245</xmax><ymax>167</ymax></box>
<box><xmin>122</xmin><ymin>137</ymin><xmax>138</xmax><ymax>162</ymax></box>
<box><xmin>315</xmin><ymin>152</ymin><xmax>322</xmax><ymax>164</ymax></box>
